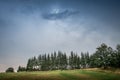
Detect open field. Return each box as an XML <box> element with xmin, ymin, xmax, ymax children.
<box><xmin>0</xmin><ymin>68</ymin><xmax>120</xmax><ymax>80</ymax></box>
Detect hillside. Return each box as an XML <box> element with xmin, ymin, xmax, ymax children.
<box><xmin>0</xmin><ymin>69</ymin><xmax>120</xmax><ymax>80</ymax></box>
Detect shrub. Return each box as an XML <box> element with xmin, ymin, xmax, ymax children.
<box><xmin>6</xmin><ymin>67</ymin><xmax>14</xmax><ymax>73</ymax></box>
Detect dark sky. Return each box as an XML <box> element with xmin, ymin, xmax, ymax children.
<box><xmin>0</xmin><ymin>0</ymin><xmax>120</xmax><ymax>72</ymax></box>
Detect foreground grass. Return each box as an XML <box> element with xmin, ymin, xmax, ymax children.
<box><xmin>0</xmin><ymin>69</ymin><xmax>120</xmax><ymax>80</ymax></box>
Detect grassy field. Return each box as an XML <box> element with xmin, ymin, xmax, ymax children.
<box><xmin>0</xmin><ymin>68</ymin><xmax>120</xmax><ymax>80</ymax></box>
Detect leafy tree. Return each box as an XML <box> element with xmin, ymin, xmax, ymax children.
<box><xmin>115</xmin><ymin>44</ymin><xmax>120</xmax><ymax>67</ymax></box>
<box><xmin>91</xmin><ymin>43</ymin><xmax>113</xmax><ymax>69</ymax></box>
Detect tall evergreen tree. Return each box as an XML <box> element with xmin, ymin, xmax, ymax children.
<box><xmin>81</xmin><ymin>52</ymin><xmax>86</xmax><ymax>68</ymax></box>
<box><xmin>38</xmin><ymin>54</ymin><xmax>42</xmax><ymax>70</ymax></box>
<box><xmin>27</xmin><ymin>58</ymin><xmax>33</xmax><ymax>71</ymax></box>
<box><xmin>69</xmin><ymin>51</ymin><xmax>74</xmax><ymax>69</ymax></box>
<box><xmin>116</xmin><ymin>44</ymin><xmax>120</xmax><ymax>67</ymax></box>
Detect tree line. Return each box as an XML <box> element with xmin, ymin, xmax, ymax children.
<box><xmin>17</xmin><ymin>43</ymin><xmax>120</xmax><ymax>72</ymax></box>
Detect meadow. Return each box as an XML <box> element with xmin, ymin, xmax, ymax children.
<box><xmin>0</xmin><ymin>68</ymin><xmax>120</xmax><ymax>80</ymax></box>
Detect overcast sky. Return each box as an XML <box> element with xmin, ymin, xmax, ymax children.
<box><xmin>0</xmin><ymin>0</ymin><xmax>120</xmax><ymax>72</ymax></box>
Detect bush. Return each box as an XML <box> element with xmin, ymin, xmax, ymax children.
<box><xmin>17</xmin><ymin>66</ymin><xmax>26</xmax><ymax>72</ymax></box>
<box><xmin>6</xmin><ymin>67</ymin><xmax>14</xmax><ymax>73</ymax></box>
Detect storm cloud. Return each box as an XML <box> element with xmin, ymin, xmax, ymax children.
<box><xmin>42</xmin><ymin>9</ymin><xmax>79</xmax><ymax>20</ymax></box>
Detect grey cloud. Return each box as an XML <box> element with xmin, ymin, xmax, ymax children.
<box><xmin>42</xmin><ymin>9</ymin><xmax>79</xmax><ymax>20</ymax></box>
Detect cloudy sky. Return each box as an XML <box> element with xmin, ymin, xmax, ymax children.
<box><xmin>0</xmin><ymin>0</ymin><xmax>120</xmax><ymax>72</ymax></box>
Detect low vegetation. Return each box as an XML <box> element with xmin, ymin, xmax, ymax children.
<box><xmin>0</xmin><ymin>69</ymin><xmax>120</xmax><ymax>80</ymax></box>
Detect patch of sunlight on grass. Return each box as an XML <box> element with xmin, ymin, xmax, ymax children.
<box><xmin>79</xmin><ymin>70</ymin><xmax>120</xmax><ymax>80</ymax></box>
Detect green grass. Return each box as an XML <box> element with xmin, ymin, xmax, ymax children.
<box><xmin>0</xmin><ymin>69</ymin><xmax>120</xmax><ymax>80</ymax></box>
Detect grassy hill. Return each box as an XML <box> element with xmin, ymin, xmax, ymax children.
<box><xmin>0</xmin><ymin>68</ymin><xmax>120</xmax><ymax>80</ymax></box>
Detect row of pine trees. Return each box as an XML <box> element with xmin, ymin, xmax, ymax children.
<box><xmin>17</xmin><ymin>43</ymin><xmax>120</xmax><ymax>72</ymax></box>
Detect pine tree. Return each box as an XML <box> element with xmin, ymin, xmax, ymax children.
<box><xmin>81</xmin><ymin>52</ymin><xmax>85</xmax><ymax>68</ymax></box>
<box><xmin>17</xmin><ymin>66</ymin><xmax>26</xmax><ymax>72</ymax></box>
<box><xmin>38</xmin><ymin>54</ymin><xmax>42</xmax><ymax>70</ymax></box>
<box><xmin>27</xmin><ymin>58</ymin><xmax>33</xmax><ymax>71</ymax></box>
<box><xmin>69</xmin><ymin>51</ymin><xmax>74</xmax><ymax>69</ymax></box>
<box><xmin>76</xmin><ymin>55</ymin><xmax>80</xmax><ymax>69</ymax></box>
